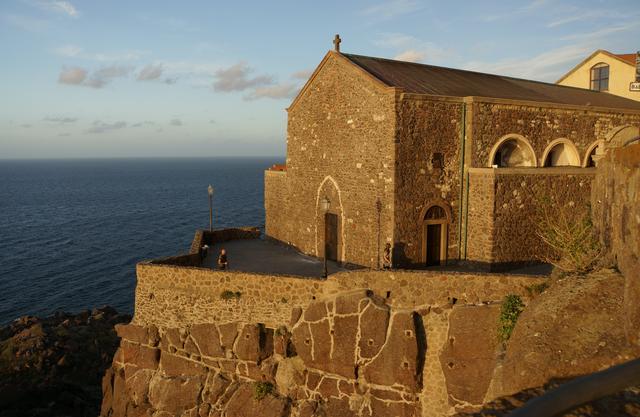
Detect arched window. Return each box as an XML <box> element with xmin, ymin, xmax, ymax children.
<box><xmin>590</xmin><ymin>63</ymin><xmax>609</xmax><ymax>92</ymax></box>
<box><xmin>542</xmin><ymin>139</ymin><xmax>580</xmax><ymax>167</ymax></box>
<box><xmin>490</xmin><ymin>136</ymin><xmax>536</xmax><ymax>167</ymax></box>
<box><xmin>424</xmin><ymin>205</ymin><xmax>445</xmax><ymax>220</ymax></box>
<box><xmin>583</xmin><ymin>140</ymin><xmax>603</xmax><ymax>167</ymax></box>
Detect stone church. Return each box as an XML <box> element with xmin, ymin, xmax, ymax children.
<box><xmin>265</xmin><ymin>38</ymin><xmax>640</xmax><ymax>270</ymax></box>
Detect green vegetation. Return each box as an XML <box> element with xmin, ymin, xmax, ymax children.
<box><xmin>498</xmin><ymin>295</ymin><xmax>525</xmax><ymax>343</ymax></box>
<box><xmin>253</xmin><ymin>381</ymin><xmax>275</xmax><ymax>400</ymax></box>
<box><xmin>274</xmin><ymin>325</ymin><xmax>289</xmax><ymax>338</ymax></box>
<box><xmin>525</xmin><ymin>282</ymin><xmax>549</xmax><ymax>297</ymax></box>
<box><xmin>535</xmin><ymin>200</ymin><xmax>602</xmax><ymax>275</ymax></box>
<box><xmin>220</xmin><ymin>290</ymin><xmax>242</xmax><ymax>300</ymax></box>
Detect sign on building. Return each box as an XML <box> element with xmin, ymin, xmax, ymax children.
<box><xmin>631</xmin><ymin>82</ymin><xmax>640</xmax><ymax>92</ymax></box>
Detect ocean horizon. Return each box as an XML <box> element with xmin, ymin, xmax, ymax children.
<box><xmin>0</xmin><ymin>157</ymin><xmax>282</xmax><ymax>325</ymax></box>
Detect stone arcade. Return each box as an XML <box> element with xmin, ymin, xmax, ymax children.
<box><xmin>264</xmin><ymin>39</ymin><xmax>640</xmax><ymax>270</ymax></box>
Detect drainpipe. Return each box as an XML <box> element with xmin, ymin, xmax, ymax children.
<box><xmin>457</xmin><ymin>103</ymin><xmax>466</xmax><ymax>260</ymax></box>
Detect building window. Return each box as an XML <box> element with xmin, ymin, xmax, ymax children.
<box><xmin>432</xmin><ymin>152</ymin><xmax>444</xmax><ymax>169</ymax></box>
<box><xmin>590</xmin><ymin>63</ymin><xmax>609</xmax><ymax>92</ymax></box>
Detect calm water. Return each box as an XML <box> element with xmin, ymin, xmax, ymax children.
<box><xmin>0</xmin><ymin>158</ymin><xmax>279</xmax><ymax>325</ymax></box>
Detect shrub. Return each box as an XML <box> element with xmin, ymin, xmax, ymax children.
<box><xmin>253</xmin><ymin>381</ymin><xmax>274</xmax><ymax>400</ymax></box>
<box><xmin>220</xmin><ymin>290</ymin><xmax>241</xmax><ymax>300</ymax></box>
<box><xmin>535</xmin><ymin>200</ymin><xmax>602</xmax><ymax>275</ymax></box>
<box><xmin>498</xmin><ymin>294</ymin><xmax>525</xmax><ymax>343</ymax></box>
<box><xmin>525</xmin><ymin>282</ymin><xmax>549</xmax><ymax>297</ymax></box>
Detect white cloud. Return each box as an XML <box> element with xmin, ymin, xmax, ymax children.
<box><xmin>54</xmin><ymin>44</ymin><xmax>82</xmax><ymax>57</ymax></box>
<box><xmin>361</xmin><ymin>0</ymin><xmax>421</xmax><ymax>21</ymax></box>
<box><xmin>212</xmin><ymin>62</ymin><xmax>273</xmax><ymax>92</ymax></box>
<box><xmin>394</xmin><ymin>50</ymin><xmax>426</xmax><ymax>63</ymax></box>
<box><xmin>244</xmin><ymin>83</ymin><xmax>300</xmax><ymax>101</ymax></box>
<box><xmin>463</xmin><ymin>44</ymin><xmax>593</xmax><ymax>82</ymax></box>
<box><xmin>137</xmin><ymin>64</ymin><xmax>163</xmax><ymax>81</ymax></box>
<box><xmin>375</xmin><ymin>33</ymin><xmax>452</xmax><ymax>64</ymax></box>
<box><xmin>559</xmin><ymin>22</ymin><xmax>640</xmax><ymax>41</ymax></box>
<box><xmin>86</xmin><ymin>120</ymin><xmax>127</xmax><ymax>134</ymax></box>
<box><xmin>37</xmin><ymin>1</ymin><xmax>79</xmax><ymax>17</ymax></box>
<box><xmin>291</xmin><ymin>69</ymin><xmax>313</xmax><ymax>80</ymax></box>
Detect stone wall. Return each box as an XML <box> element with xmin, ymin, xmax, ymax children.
<box><xmin>469</xmin><ymin>99</ymin><xmax>640</xmax><ymax>168</ymax></box>
<box><xmin>592</xmin><ymin>135</ymin><xmax>640</xmax><ymax>346</ymax></box>
<box><xmin>266</xmin><ymin>52</ymin><xmax>398</xmax><ymax>268</ymax></box>
<box><xmin>265</xmin><ymin>170</ymin><xmax>290</xmax><ymax>245</ymax></box>
<box><xmin>466</xmin><ymin>167</ymin><xmax>594</xmax><ymax>266</ymax></box>
<box><xmin>104</xmin><ymin>265</ymin><xmax>546</xmax><ymax>417</ymax></box>
<box><xmin>394</xmin><ymin>95</ymin><xmax>464</xmax><ymax>266</ymax></box>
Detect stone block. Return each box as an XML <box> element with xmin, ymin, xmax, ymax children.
<box><xmin>148</xmin><ymin>374</ymin><xmax>202</xmax><ymax>414</ymax></box>
<box><xmin>224</xmin><ymin>383</ymin><xmax>289</xmax><ymax>417</ymax></box>
<box><xmin>190</xmin><ymin>323</ymin><xmax>225</xmax><ymax>358</ymax></box>
<box><xmin>160</xmin><ymin>352</ymin><xmax>205</xmax><ymax>377</ymax></box>
<box><xmin>121</xmin><ymin>340</ymin><xmax>159</xmax><ymax>370</ymax></box>
<box><xmin>358</xmin><ymin>300</ymin><xmax>390</xmax><ymax>359</ymax></box>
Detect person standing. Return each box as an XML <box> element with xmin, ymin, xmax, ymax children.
<box><xmin>217</xmin><ymin>248</ymin><xmax>228</xmax><ymax>270</ymax></box>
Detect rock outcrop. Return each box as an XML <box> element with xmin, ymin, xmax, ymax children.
<box><xmin>0</xmin><ymin>307</ymin><xmax>130</xmax><ymax>417</ymax></box>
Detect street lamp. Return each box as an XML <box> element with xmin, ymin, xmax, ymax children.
<box><xmin>208</xmin><ymin>185</ymin><xmax>214</xmax><ymax>232</ymax></box>
<box><xmin>320</xmin><ymin>197</ymin><xmax>331</xmax><ymax>278</ymax></box>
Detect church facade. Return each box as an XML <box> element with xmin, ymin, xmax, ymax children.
<box><xmin>265</xmin><ymin>45</ymin><xmax>640</xmax><ymax>270</ymax></box>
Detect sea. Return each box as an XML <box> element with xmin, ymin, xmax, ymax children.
<box><xmin>0</xmin><ymin>157</ymin><xmax>280</xmax><ymax>325</ymax></box>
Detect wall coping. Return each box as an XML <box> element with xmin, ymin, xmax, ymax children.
<box><xmin>469</xmin><ymin>167</ymin><xmax>597</xmax><ymax>176</ymax></box>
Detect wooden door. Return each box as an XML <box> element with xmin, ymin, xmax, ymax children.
<box><xmin>426</xmin><ymin>224</ymin><xmax>441</xmax><ymax>266</ymax></box>
<box><xmin>325</xmin><ymin>213</ymin><xmax>338</xmax><ymax>261</ymax></box>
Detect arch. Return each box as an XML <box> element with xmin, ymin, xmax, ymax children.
<box><xmin>541</xmin><ymin>138</ymin><xmax>581</xmax><ymax>167</ymax></box>
<box><xmin>419</xmin><ymin>200</ymin><xmax>451</xmax><ymax>266</ymax></box>
<box><xmin>605</xmin><ymin>125</ymin><xmax>640</xmax><ymax>148</ymax></box>
<box><xmin>314</xmin><ymin>176</ymin><xmax>346</xmax><ymax>263</ymax></box>
<box><xmin>582</xmin><ymin>140</ymin><xmax>604</xmax><ymax>167</ymax></box>
<box><xmin>487</xmin><ymin>134</ymin><xmax>538</xmax><ymax>168</ymax></box>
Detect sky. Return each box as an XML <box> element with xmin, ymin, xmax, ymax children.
<box><xmin>1</xmin><ymin>0</ymin><xmax>639</xmax><ymax>159</ymax></box>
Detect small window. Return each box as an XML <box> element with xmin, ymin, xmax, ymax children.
<box><xmin>590</xmin><ymin>63</ymin><xmax>609</xmax><ymax>92</ymax></box>
<box><xmin>425</xmin><ymin>206</ymin><xmax>445</xmax><ymax>220</ymax></box>
<box><xmin>432</xmin><ymin>152</ymin><xmax>444</xmax><ymax>169</ymax></box>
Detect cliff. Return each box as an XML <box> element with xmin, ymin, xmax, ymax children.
<box><xmin>0</xmin><ymin>307</ymin><xmax>130</xmax><ymax>417</ymax></box>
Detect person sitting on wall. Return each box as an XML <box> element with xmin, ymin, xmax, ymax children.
<box><xmin>217</xmin><ymin>248</ymin><xmax>228</xmax><ymax>270</ymax></box>
<box><xmin>383</xmin><ymin>243</ymin><xmax>392</xmax><ymax>269</ymax></box>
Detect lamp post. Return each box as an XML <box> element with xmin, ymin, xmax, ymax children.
<box><xmin>207</xmin><ymin>185</ymin><xmax>214</xmax><ymax>232</ymax></box>
<box><xmin>320</xmin><ymin>197</ymin><xmax>331</xmax><ymax>278</ymax></box>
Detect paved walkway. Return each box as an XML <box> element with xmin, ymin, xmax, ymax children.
<box><xmin>203</xmin><ymin>239</ymin><xmax>346</xmax><ymax>278</ymax></box>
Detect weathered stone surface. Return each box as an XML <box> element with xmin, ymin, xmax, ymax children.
<box><xmin>439</xmin><ymin>304</ymin><xmax>501</xmax><ymax>406</ymax></box>
<box><xmin>127</xmin><ymin>369</ymin><xmax>154</xmax><ymax>407</ymax></box>
<box><xmin>334</xmin><ymin>290</ymin><xmax>368</xmax><ymax>314</ymax></box>
<box><xmin>190</xmin><ymin>323</ymin><xmax>225</xmax><ymax>358</ymax></box>
<box><xmin>235</xmin><ymin>324</ymin><xmax>266</xmax><ymax>362</ymax></box>
<box><xmin>161</xmin><ymin>328</ymin><xmax>183</xmax><ymax>352</ymax></box>
<box><xmin>304</xmin><ymin>301</ymin><xmax>328</xmax><ymax>322</ymax></box>
<box><xmin>218</xmin><ymin>322</ymin><xmax>239</xmax><ymax>350</ymax></box>
<box><xmin>330</xmin><ymin>315</ymin><xmax>358</xmax><ymax>377</ymax></box>
<box><xmin>358</xmin><ymin>299</ymin><xmax>390</xmax><ymax>359</ymax></box>
<box><xmin>369</xmin><ymin>397</ymin><xmax>418</xmax><ymax>417</ymax></box>
<box><xmin>148</xmin><ymin>374</ymin><xmax>201</xmax><ymax>414</ymax></box>
<box><xmin>291</xmin><ymin>322</ymin><xmax>313</xmax><ymax>364</ymax></box>
<box><xmin>203</xmin><ymin>372</ymin><xmax>231</xmax><ymax>405</ymax></box>
<box><xmin>116</xmin><ymin>324</ymin><xmax>149</xmax><ymax>345</ymax></box>
<box><xmin>224</xmin><ymin>383</ymin><xmax>289</xmax><ymax>417</ymax></box>
<box><xmin>308</xmin><ymin>319</ymin><xmax>331</xmax><ymax>368</ymax></box>
<box><xmin>320</xmin><ymin>397</ymin><xmax>357</xmax><ymax>417</ymax></box>
<box><xmin>159</xmin><ymin>352</ymin><xmax>205</xmax><ymax>377</ymax></box>
<box><xmin>122</xmin><ymin>341</ymin><xmax>159</xmax><ymax>370</ymax></box>
<box><xmin>317</xmin><ymin>376</ymin><xmax>340</xmax><ymax>398</ymax></box>
<box><xmin>275</xmin><ymin>357</ymin><xmax>306</xmax><ymax>397</ymax></box>
<box><xmin>362</xmin><ymin>312</ymin><xmax>424</xmax><ymax>390</ymax></box>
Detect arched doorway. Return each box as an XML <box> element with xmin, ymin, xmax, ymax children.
<box><xmin>542</xmin><ymin>139</ymin><xmax>580</xmax><ymax>167</ymax></box>
<box><xmin>422</xmin><ymin>205</ymin><xmax>448</xmax><ymax>266</ymax></box>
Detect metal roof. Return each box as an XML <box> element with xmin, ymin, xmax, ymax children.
<box><xmin>343</xmin><ymin>53</ymin><xmax>640</xmax><ymax>111</ymax></box>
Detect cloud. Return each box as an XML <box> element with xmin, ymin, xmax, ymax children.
<box><xmin>1</xmin><ymin>13</ymin><xmax>48</xmax><ymax>32</ymax></box>
<box><xmin>58</xmin><ymin>65</ymin><xmax>133</xmax><ymax>88</ymax></box>
<box><xmin>375</xmin><ymin>33</ymin><xmax>452</xmax><ymax>64</ymax></box>
<box><xmin>58</xmin><ymin>66</ymin><xmax>87</xmax><ymax>85</ymax></box>
<box><xmin>482</xmin><ymin>0</ymin><xmax>549</xmax><ymax>22</ymax></box>
<box><xmin>44</xmin><ymin>116</ymin><xmax>78</xmax><ymax>123</ymax></box>
<box><xmin>54</xmin><ymin>44</ymin><xmax>82</xmax><ymax>57</ymax></box>
<box><xmin>291</xmin><ymin>69</ymin><xmax>313</xmax><ymax>80</ymax></box>
<box><xmin>559</xmin><ymin>22</ymin><xmax>640</xmax><ymax>41</ymax></box>
<box><xmin>394</xmin><ymin>50</ymin><xmax>426</xmax><ymax>63</ymax></box>
<box><xmin>463</xmin><ymin>44</ymin><xmax>593</xmax><ymax>82</ymax></box>
<box><xmin>137</xmin><ymin>64</ymin><xmax>163</xmax><ymax>81</ymax></box>
<box><xmin>244</xmin><ymin>83</ymin><xmax>300</xmax><ymax>101</ymax></box>
<box><xmin>212</xmin><ymin>62</ymin><xmax>273</xmax><ymax>92</ymax></box>
<box><xmin>131</xmin><ymin>121</ymin><xmax>155</xmax><ymax>127</ymax></box>
<box><xmin>52</xmin><ymin>45</ymin><xmax>147</xmax><ymax>62</ymax></box>
<box><xmin>170</xmin><ymin>118</ymin><xmax>183</xmax><ymax>126</ymax></box>
<box><xmin>361</xmin><ymin>0</ymin><xmax>421</xmax><ymax>21</ymax></box>
<box><xmin>42</xmin><ymin>1</ymin><xmax>79</xmax><ymax>17</ymax></box>
<box><xmin>86</xmin><ymin>120</ymin><xmax>127</xmax><ymax>134</ymax></box>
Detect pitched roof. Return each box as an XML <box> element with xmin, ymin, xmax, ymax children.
<box><xmin>343</xmin><ymin>53</ymin><xmax>640</xmax><ymax>111</ymax></box>
<box><xmin>614</xmin><ymin>53</ymin><xmax>638</xmax><ymax>65</ymax></box>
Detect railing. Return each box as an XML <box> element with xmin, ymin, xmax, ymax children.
<box><xmin>508</xmin><ymin>357</ymin><xmax>640</xmax><ymax>417</ymax></box>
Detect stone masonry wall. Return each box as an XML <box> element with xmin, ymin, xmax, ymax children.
<box><xmin>466</xmin><ymin>168</ymin><xmax>594</xmax><ymax>266</ymax></box>
<box><xmin>394</xmin><ymin>96</ymin><xmax>464</xmax><ymax>266</ymax></box>
<box><xmin>265</xmin><ymin>170</ymin><xmax>290</xmax><ymax>245</ymax></box>
<box><xmin>592</xmin><ymin>140</ymin><xmax>640</xmax><ymax>346</ymax></box>
<box><xmin>268</xmin><ymin>52</ymin><xmax>397</xmax><ymax>268</ymax></box>
<box><xmin>104</xmin><ymin>265</ymin><xmax>545</xmax><ymax>417</ymax></box>
<box><xmin>470</xmin><ymin>100</ymin><xmax>640</xmax><ymax>168</ymax></box>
